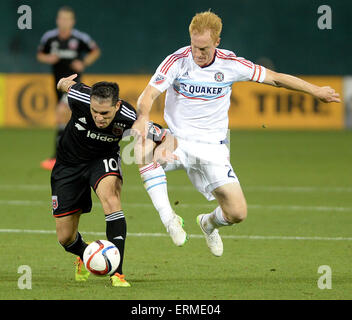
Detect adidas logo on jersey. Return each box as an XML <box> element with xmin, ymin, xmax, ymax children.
<box><xmin>75</xmin><ymin>123</ymin><xmax>86</xmax><ymax>131</ymax></box>
<box><xmin>86</xmin><ymin>130</ymin><xmax>119</xmax><ymax>142</ymax></box>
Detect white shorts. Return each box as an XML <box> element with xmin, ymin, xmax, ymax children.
<box><xmin>163</xmin><ymin>138</ymin><xmax>239</xmax><ymax>201</ymax></box>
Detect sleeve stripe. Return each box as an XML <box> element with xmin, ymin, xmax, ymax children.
<box><xmin>160</xmin><ymin>47</ymin><xmax>191</xmax><ymax>74</ymax></box>
<box><xmin>216</xmin><ymin>51</ymin><xmax>254</xmax><ymax>69</ymax></box>
<box><xmin>256</xmin><ymin>65</ymin><xmax>262</xmax><ymax>82</ymax></box>
<box><xmin>68</xmin><ymin>91</ymin><xmax>90</xmax><ymax>104</ymax></box>
<box><xmin>162</xmin><ymin>51</ymin><xmax>191</xmax><ymax>74</ymax></box>
<box><xmin>216</xmin><ymin>49</ymin><xmax>238</xmax><ymax>60</ymax></box>
<box><xmin>250</xmin><ymin>65</ymin><xmax>263</xmax><ymax>82</ymax></box>
<box><xmin>216</xmin><ymin>49</ymin><xmax>237</xmax><ymax>58</ymax></box>
<box><xmin>68</xmin><ymin>91</ymin><xmax>90</xmax><ymax>102</ymax></box>
<box><xmin>68</xmin><ymin>94</ymin><xmax>90</xmax><ymax>104</ymax></box>
<box><xmin>160</xmin><ymin>47</ymin><xmax>190</xmax><ymax>73</ymax></box>
<box><xmin>70</xmin><ymin>88</ymin><xmax>90</xmax><ymax>98</ymax></box>
<box><xmin>120</xmin><ymin>110</ymin><xmax>136</xmax><ymax>120</ymax></box>
<box><xmin>250</xmin><ymin>65</ymin><xmax>258</xmax><ymax>81</ymax></box>
<box><xmin>121</xmin><ymin>105</ymin><xmax>137</xmax><ymax>118</ymax></box>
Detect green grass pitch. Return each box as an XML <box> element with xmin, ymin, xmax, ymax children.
<box><xmin>0</xmin><ymin>128</ymin><xmax>351</xmax><ymax>300</ymax></box>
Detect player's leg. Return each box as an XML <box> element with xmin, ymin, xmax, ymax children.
<box><xmin>51</xmin><ymin>161</ymin><xmax>92</xmax><ymax>280</ymax></box>
<box><xmin>136</xmin><ymin>138</ymin><xmax>174</xmax><ymax>227</ymax></box>
<box><xmin>55</xmin><ymin>212</ymin><xmax>88</xmax><ymax>259</ymax></box>
<box><xmin>135</xmin><ymin>137</ymin><xmax>188</xmax><ymax>246</ymax></box>
<box><xmin>55</xmin><ymin>213</ymin><xmax>90</xmax><ymax>282</ymax></box>
<box><xmin>205</xmin><ymin>182</ymin><xmax>247</xmax><ymax>230</ymax></box>
<box><xmin>197</xmin><ymin>182</ymin><xmax>247</xmax><ymax>257</ymax></box>
<box><xmin>180</xmin><ymin>142</ymin><xmax>246</xmax><ymax>256</ymax></box>
<box><xmin>95</xmin><ymin>175</ymin><xmax>125</xmax><ymax>271</ymax></box>
<box><xmin>91</xmin><ymin>156</ymin><xmax>130</xmax><ymax>287</ymax></box>
<box><xmin>95</xmin><ymin>176</ymin><xmax>130</xmax><ymax>287</ymax></box>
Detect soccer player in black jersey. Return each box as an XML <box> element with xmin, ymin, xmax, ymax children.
<box><xmin>52</xmin><ymin>74</ymin><xmax>177</xmax><ymax>287</ymax></box>
<box><xmin>37</xmin><ymin>6</ymin><xmax>100</xmax><ymax>170</ymax></box>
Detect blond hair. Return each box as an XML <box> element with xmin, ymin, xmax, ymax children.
<box><xmin>189</xmin><ymin>11</ymin><xmax>222</xmax><ymax>42</ymax></box>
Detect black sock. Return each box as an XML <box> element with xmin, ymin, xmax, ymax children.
<box><xmin>62</xmin><ymin>232</ymin><xmax>88</xmax><ymax>260</ymax></box>
<box><xmin>105</xmin><ymin>211</ymin><xmax>126</xmax><ymax>275</ymax></box>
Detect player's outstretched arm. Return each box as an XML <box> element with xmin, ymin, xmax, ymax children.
<box><xmin>133</xmin><ymin>85</ymin><xmax>162</xmax><ymax>138</ymax></box>
<box><xmin>263</xmin><ymin>69</ymin><xmax>341</xmax><ymax>103</ymax></box>
<box><xmin>57</xmin><ymin>74</ymin><xmax>78</xmax><ymax>93</ymax></box>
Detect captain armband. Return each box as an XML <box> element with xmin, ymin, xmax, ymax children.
<box><xmin>146</xmin><ymin>122</ymin><xmax>167</xmax><ymax>144</ymax></box>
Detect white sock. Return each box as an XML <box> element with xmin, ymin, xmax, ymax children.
<box><xmin>202</xmin><ymin>206</ymin><xmax>232</xmax><ymax>234</ymax></box>
<box><xmin>139</xmin><ymin>163</ymin><xmax>174</xmax><ymax>228</ymax></box>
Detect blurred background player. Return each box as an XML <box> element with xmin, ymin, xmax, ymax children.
<box><xmin>37</xmin><ymin>6</ymin><xmax>101</xmax><ymax>170</ymax></box>
<box><xmin>133</xmin><ymin>10</ymin><xmax>341</xmax><ymax>257</ymax></box>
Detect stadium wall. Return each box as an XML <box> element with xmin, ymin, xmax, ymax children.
<box><xmin>0</xmin><ymin>0</ymin><xmax>350</xmax><ymax>75</ymax></box>
<box><xmin>0</xmin><ymin>73</ymin><xmax>347</xmax><ymax>129</ymax></box>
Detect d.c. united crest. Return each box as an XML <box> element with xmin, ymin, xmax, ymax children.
<box><xmin>112</xmin><ymin>123</ymin><xmax>125</xmax><ymax>136</ymax></box>
<box><xmin>52</xmin><ymin>196</ymin><xmax>58</xmax><ymax>210</ymax></box>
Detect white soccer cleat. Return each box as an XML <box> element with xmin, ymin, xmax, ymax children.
<box><xmin>197</xmin><ymin>214</ymin><xmax>223</xmax><ymax>257</ymax></box>
<box><xmin>166</xmin><ymin>214</ymin><xmax>188</xmax><ymax>247</ymax></box>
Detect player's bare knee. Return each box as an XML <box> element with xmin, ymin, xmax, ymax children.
<box><xmin>57</xmin><ymin>229</ymin><xmax>76</xmax><ymax>247</ymax></box>
<box><xmin>223</xmin><ymin>205</ymin><xmax>247</xmax><ymax>224</ymax></box>
<box><xmin>235</xmin><ymin>207</ymin><xmax>247</xmax><ymax>223</ymax></box>
<box><xmin>100</xmin><ymin>193</ymin><xmax>121</xmax><ymax>213</ymax></box>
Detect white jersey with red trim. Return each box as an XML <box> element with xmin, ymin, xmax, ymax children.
<box><xmin>149</xmin><ymin>46</ymin><xmax>266</xmax><ymax>143</ymax></box>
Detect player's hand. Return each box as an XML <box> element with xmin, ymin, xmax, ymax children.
<box><xmin>46</xmin><ymin>54</ymin><xmax>60</xmax><ymax>65</ymax></box>
<box><xmin>71</xmin><ymin>59</ymin><xmax>85</xmax><ymax>73</ymax></box>
<box><xmin>57</xmin><ymin>74</ymin><xmax>78</xmax><ymax>91</ymax></box>
<box><xmin>152</xmin><ymin>147</ymin><xmax>178</xmax><ymax>166</ymax></box>
<box><xmin>314</xmin><ymin>86</ymin><xmax>341</xmax><ymax>103</ymax></box>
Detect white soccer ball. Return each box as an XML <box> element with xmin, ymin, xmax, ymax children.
<box><xmin>83</xmin><ymin>240</ymin><xmax>120</xmax><ymax>276</ymax></box>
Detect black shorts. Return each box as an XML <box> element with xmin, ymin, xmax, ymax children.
<box><xmin>51</xmin><ymin>153</ymin><xmax>122</xmax><ymax>218</ymax></box>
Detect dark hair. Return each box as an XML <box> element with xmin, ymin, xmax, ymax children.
<box><xmin>91</xmin><ymin>81</ymin><xmax>120</xmax><ymax>106</ymax></box>
<box><xmin>58</xmin><ymin>6</ymin><xmax>75</xmax><ymax>16</ymax></box>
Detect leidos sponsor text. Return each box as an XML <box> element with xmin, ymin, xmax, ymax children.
<box><xmin>86</xmin><ymin>130</ymin><xmax>119</xmax><ymax>142</ymax></box>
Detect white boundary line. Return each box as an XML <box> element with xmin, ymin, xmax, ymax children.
<box><xmin>0</xmin><ymin>184</ymin><xmax>352</xmax><ymax>193</ymax></box>
<box><xmin>0</xmin><ymin>228</ymin><xmax>351</xmax><ymax>241</ymax></box>
<box><xmin>0</xmin><ymin>199</ymin><xmax>351</xmax><ymax>212</ymax></box>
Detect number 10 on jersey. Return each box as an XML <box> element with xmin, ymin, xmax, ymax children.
<box><xmin>103</xmin><ymin>158</ymin><xmax>119</xmax><ymax>172</ymax></box>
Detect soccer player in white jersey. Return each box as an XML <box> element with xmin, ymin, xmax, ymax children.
<box><xmin>133</xmin><ymin>11</ymin><xmax>341</xmax><ymax>256</ymax></box>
